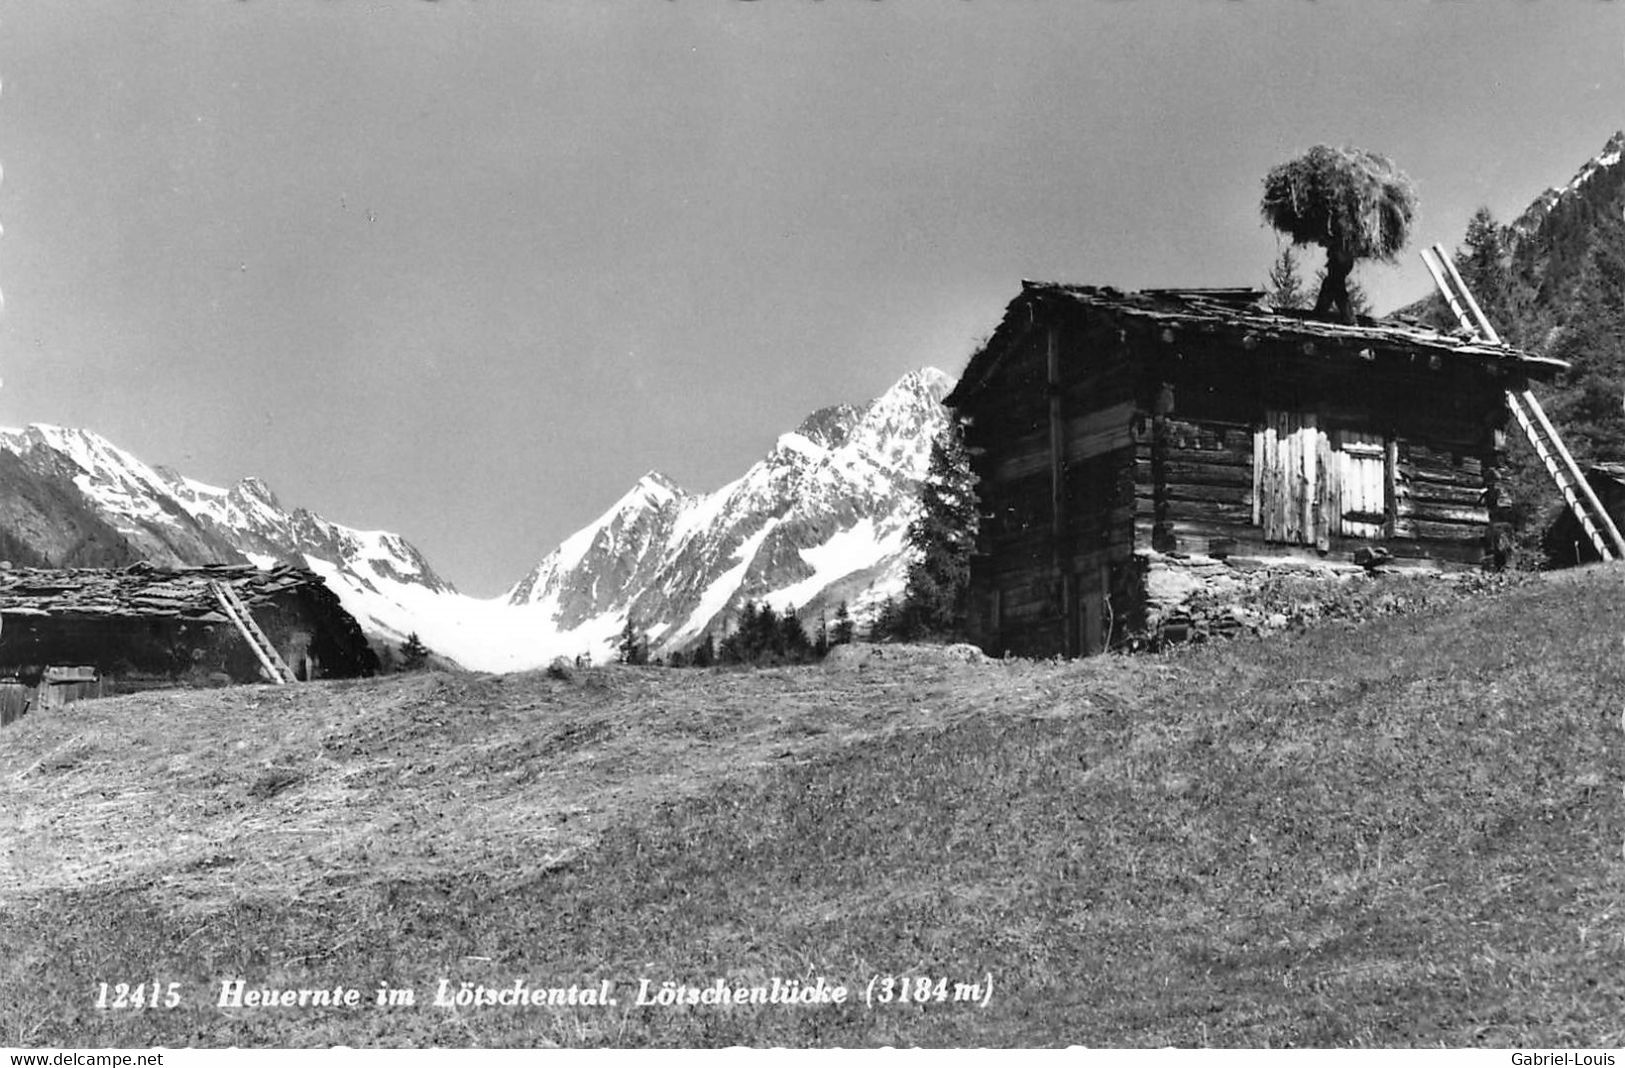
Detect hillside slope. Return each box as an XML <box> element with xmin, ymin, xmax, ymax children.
<box><xmin>2</xmin><ymin>568</ymin><xmax>1621</xmax><ymax>1047</ymax></box>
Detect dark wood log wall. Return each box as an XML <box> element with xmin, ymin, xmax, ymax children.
<box><xmin>1135</xmin><ymin>338</ymin><xmax>1505</xmax><ymax>567</ymax></box>
<box><xmin>1133</xmin><ymin>416</ymin><xmax>1257</xmax><ymax>556</ymax></box>
<box><xmin>0</xmin><ymin>588</ymin><xmax>377</xmax><ymax>684</ymax></box>
<box><xmin>962</xmin><ymin>309</ymin><xmax>1139</xmax><ymax>657</ymax></box>
<box><xmin>1134</xmin><ymin>421</ymin><xmax>1494</xmax><ymax>566</ymax></box>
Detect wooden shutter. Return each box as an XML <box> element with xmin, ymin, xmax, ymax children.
<box><xmin>1254</xmin><ymin>410</ymin><xmax>1326</xmax><ymax>546</ymax></box>
<box><xmin>1332</xmin><ymin>430</ymin><xmax>1389</xmax><ymax>538</ymax></box>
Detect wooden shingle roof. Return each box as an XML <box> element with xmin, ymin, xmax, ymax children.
<box><xmin>0</xmin><ymin>563</ymin><xmax>329</xmax><ymax>620</ymax></box>
<box><xmin>945</xmin><ymin>281</ymin><xmax>1567</xmax><ymax>408</ymax></box>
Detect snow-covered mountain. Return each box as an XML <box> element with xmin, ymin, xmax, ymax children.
<box><xmin>0</xmin><ymin>423</ymin><xmax>463</xmax><ymax>652</ymax></box>
<box><xmin>1510</xmin><ymin>130</ymin><xmax>1625</xmax><ymax>240</ymax></box>
<box><xmin>0</xmin><ymin>366</ymin><xmax>953</xmax><ymax>671</ymax></box>
<box><xmin>505</xmin><ymin>367</ymin><xmax>953</xmax><ymax>659</ymax></box>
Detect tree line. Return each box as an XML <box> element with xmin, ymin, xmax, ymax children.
<box><xmin>617</xmin><ymin>598</ymin><xmax>855</xmax><ymax>668</ymax></box>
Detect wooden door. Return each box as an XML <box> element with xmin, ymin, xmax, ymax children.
<box><xmin>1075</xmin><ymin>564</ymin><xmax>1111</xmax><ymax>656</ymax></box>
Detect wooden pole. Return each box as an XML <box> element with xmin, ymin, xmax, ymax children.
<box><xmin>1435</xmin><ymin>245</ymin><xmax>1503</xmax><ymax>344</ymax></box>
<box><xmin>1519</xmin><ymin>390</ymin><xmax>1625</xmax><ymax>558</ymax></box>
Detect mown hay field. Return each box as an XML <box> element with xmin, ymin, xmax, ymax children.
<box><xmin>2</xmin><ymin>567</ymin><xmax>1622</xmax><ymax>1047</ymax></box>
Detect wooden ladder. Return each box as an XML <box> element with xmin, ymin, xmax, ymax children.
<box><xmin>209</xmin><ymin>580</ymin><xmax>297</xmax><ymax>684</ymax></box>
<box><xmin>1419</xmin><ymin>243</ymin><xmax>1625</xmax><ymax>562</ymax></box>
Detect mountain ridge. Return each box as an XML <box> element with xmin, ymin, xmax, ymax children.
<box><xmin>503</xmin><ymin>366</ymin><xmax>953</xmax><ymax>655</ymax></box>
<box><xmin>0</xmin><ymin>366</ymin><xmax>953</xmax><ymax>670</ymax></box>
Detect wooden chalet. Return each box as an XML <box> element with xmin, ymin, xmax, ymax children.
<box><xmin>944</xmin><ymin>282</ymin><xmax>1568</xmax><ymax>658</ymax></box>
<box><xmin>0</xmin><ymin>563</ymin><xmax>378</xmax><ymax>714</ymax></box>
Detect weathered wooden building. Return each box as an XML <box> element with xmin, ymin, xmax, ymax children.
<box><xmin>944</xmin><ymin>282</ymin><xmax>1567</xmax><ymax>658</ymax></box>
<box><xmin>1545</xmin><ymin>463</ymin><xmax>1625</xmax><ymax>567</ymax></box>
<box><xmin>0</xmin><ymin>563</ymin><xmax>378</xmax><ymax>705</ymax></box>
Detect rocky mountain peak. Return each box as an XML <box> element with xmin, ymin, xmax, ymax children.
<box><xmin>500</xmin><ymin>366</ymin><xmax>952</xmax><ymax>658</ymax></box>
<box><xmin>231</xmin><ymin>476</ymin><xmax>283</xmax><ymax>511</ymax></box>
<box><xmin>794</xmin><ymin>403</ymin><xmax>863</xmax><ymax>449</ymax></box>
<box><xmin>631</xmin><ymin>470</ymin><xmax>685</xmax><ymax>500</ymax></box>
<box><xmin>1512</xmin><ymin>131</ymin><xmax>1625</xmax><ymax>238</ymax></box>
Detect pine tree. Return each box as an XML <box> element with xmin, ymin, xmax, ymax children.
<box><xmin>814</xmin><ymin>609</ymin><xmax>829</xmax><ymax>658</ymax></box>
<box><xmin>719</xmin><ymin>600</ymin><xmax>815</xmax><ymax>665</ymax></box>
<box><xmin>1266</xmin><ymin>245</ymin><xmax>1307</xmax><ymax>310</ymax></box>
<box><xmin>1546</xmin><ymin>213</ymin><xmax>1625</xmax><ymax>465</ymax></box>
<box><xmin>617</xmin><ymin>615</ymin><xmax>648</xmax><ymax>665</ymax></box>
<box><xmin>399</xmin><ymin>632</ymin><xmax>429</xmax><ymax>671</ymax></box>
<box><xmin>755</xmin><ymin>602</ymin><xmax>781</xmax><ymax>658</ymax></box>
<box><xmin>898</xmin><ymin>420</ymin><xmax>979</xmax><ymax>639</ymax></box>
<box><xmin>778</xmin><ymin>605</ymin><xmax>811</xmax><ymax>659</ymax></box>
<box><xmin>727</xmin><ymin>601</ymin><xmax>761</xmax><ymax>662</ymax></box>
<box><xmin>869</xmin><ymin>597</ymin><xmax>902</xmax><ymax>643</ymax></box>
<box><xmin>718</xmin><ymin>607</ymin><xmax>747</xmax><ymax>665</ymax></box>
<box><xmin>831</xmin><ymin>601</ymin><xmax>854</xmax><ymax>646</ymax></box>
<box><xmin>1455</xmin><ymin>207</ymin><xmax>1514</xmax><ymax>339</ymax></box>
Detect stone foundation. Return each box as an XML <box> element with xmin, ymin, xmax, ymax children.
<box><xmin>1128</xmin><ymin>548</ymin><xmax>1464</xmax><ymax>647</ymax></box>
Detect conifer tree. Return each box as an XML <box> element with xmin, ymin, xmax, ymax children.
<box><xmin>756</xmin><ymin>602</ymin><xmax>781</xmax><ymax>655</ymax></box>
<box><xmin>733</xmin><ymin>602</ymin><xmax>761</xmax><ymax>655</ymax></box>
<box><xmin>778</xmin><ymin>604</ymin><xmax>811</xmax><ymax>659</ymax></box>
<box><xmin>831</xmin><ymin>601</ymin><xmax>855</xmax><ymax>646</ymax></box>
<box><xmin>617</xmin><ymin>615</ymin><xmax>648</xmax><ymax>665</ymax></box>
<box><xmin>1266</xmin><ymin>245</ymin><xmax>1307</xmax><ymax>310</ymax></box>
<box><xmin>718</xmin><ymin>603</ymin><xmax>750</xmax><ymax>664</ymax></box>
<box><xmin>718</xmin><ymin>600</ymin><xmax>817</xmax><ymax>665</ymax></box>
<box><xmin>400</xmin><ymin>632</ymin><xmax>429</xmax><ymax>671</ymax></box>
<box><xmin>1455</xmin><ymin>207</ymin><xmax>1514</xmax><ymax>340</ymax></box>
<box><xmin>869</xmin><ymin>597</ymin><xmax>902</xmax><ymax>643</ymax></box>
<box><xmin>1546</xmin><ymin>213</ymin><xmax>1625</xmax><ymax>465</ymax></box>
<box><xmin>898</xmin><ymin>420</ymin><xmax>979</xmax><ymax>639</ymax></box>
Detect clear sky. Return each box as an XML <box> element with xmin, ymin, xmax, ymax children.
<box><xmin>1</xmin><ymin>2</ymin><xmax>1621</xmax><ymax>595</ymax></box>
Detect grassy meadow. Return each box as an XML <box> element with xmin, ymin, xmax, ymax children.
<box><xmin>2</xmin><ymin>566</ymin><xmax>1623</xmax><ymax>1047</ymax></box>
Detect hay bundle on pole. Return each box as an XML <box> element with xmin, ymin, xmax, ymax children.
<box><xmin>1261</xmin><ymin>145</ymin><xmax>1417</xmax><ymax>323</ymax></box>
